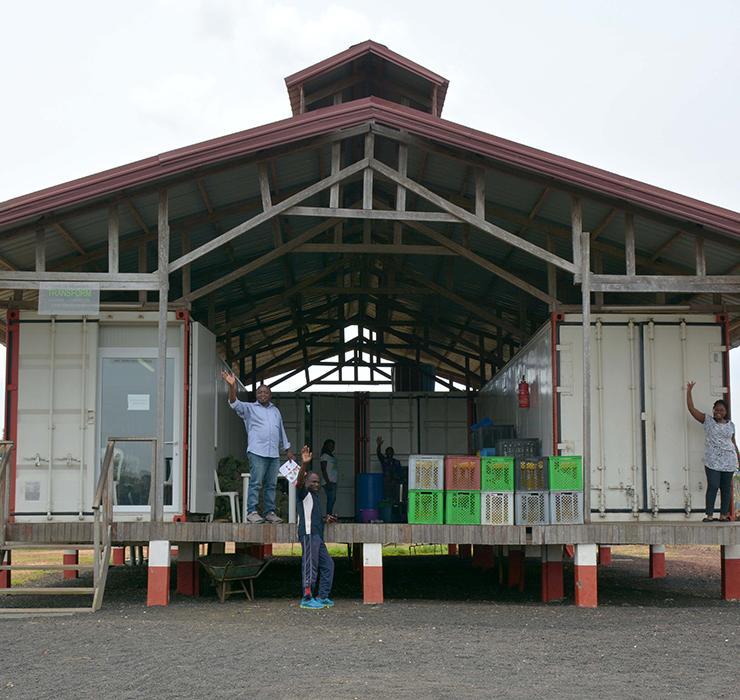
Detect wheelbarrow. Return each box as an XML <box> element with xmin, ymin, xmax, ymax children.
<box><xmin>198</xmin><ymin>552</ymin><xmax>272</xmax><ymax>603</ymax></box>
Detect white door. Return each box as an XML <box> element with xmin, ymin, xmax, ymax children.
<box><xmin>98</xmin><ymin>348</ymin><xmax>181</xmax><ymax>517</ymax></box>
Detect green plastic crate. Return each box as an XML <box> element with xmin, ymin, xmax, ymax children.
<box><xmin>408</xmin><ymin>490</ymin><xmax>444</xmax><ymax>524</ymax></box>
<box><xmin>480</xmin><ymin>456</ymin><xmax>515</xmax><ymax>492</ymax></box>
<box><xmin>548</xmin><ymin>455</ymin><xmax>583</xmax><ymax>491</ymax></box>
<box><xmin>445</xmin><ymin>490</ymin><xmax>481</xmax><ymax>525</ymax></box>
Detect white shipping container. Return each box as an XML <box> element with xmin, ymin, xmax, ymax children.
<box><xmin>480</xmin><ymin>314</ymin><xmax>727</xmax><ymax>521</ymax></box>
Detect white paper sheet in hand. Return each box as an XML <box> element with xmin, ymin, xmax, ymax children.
<box><xmin>279</xmin><ymin>459</ymin><xmax>301</xmax><ymax>485</ymax></box>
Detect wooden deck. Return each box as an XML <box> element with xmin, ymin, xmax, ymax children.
<box><xmin>6</xmin><ymin>521</ymin><xmax>740</xmax><ymax>547</ymax></box>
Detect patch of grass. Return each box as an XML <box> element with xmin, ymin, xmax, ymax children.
<box><xmin>3</xmin><ymin>549</ymin><xmax>95</xmax><ymax>586</ymax></box>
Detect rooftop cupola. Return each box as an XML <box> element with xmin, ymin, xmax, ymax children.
<box><xmin>284</xmin><ymin>40</ymin><xmax>449</xmax><ymax>117</ymax></box>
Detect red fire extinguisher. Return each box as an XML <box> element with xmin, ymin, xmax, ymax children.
<box><xmin>518</xmin><ymin>376</ymin><xmax>530</xmax><ymax>409</ymax></box>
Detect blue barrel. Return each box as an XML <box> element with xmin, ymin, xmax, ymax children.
<box><xmin>356</xmin><ymin>473</ymin><xmax>384</xmax><ymax>515</ymax></box>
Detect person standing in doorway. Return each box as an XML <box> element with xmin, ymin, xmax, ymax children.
<box><xmin>376</xmin><ymin>435</ymin><xmax>404</xmax><ymax>502</ymax></box>
<box><xmin>222</xmin><ymin>370</ymin><xmax>294</xmax><ymax>523</ymax></box>
<box><xmin>686</xmin><ymin>381</ymin><xmax>740</xmax><ymax>522</ymax></box>
<box><xmin>319</xmin><ymin>439</ymin><xmax>338</xmax><ymax>517</ymax></box>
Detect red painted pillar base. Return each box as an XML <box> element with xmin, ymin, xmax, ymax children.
<box><xmin>0</xmin><ymin>551</ymin><xmax>10</xmax><ymax>588</ymax></box>
<box><xmin>508</xmin><ymin>547</ymin><xmax>525</xmax><ymax>591</ymax></box>
<box><xmin>147</xmin><ymin>540</ymin><xmax>171</xmax><ymax>607</ymax></box>
<box><xmin>458</xmin><ymin>544</ymin><xmax>472</xmax><ymax>559</ymax></box>
<box><xmin>246</xmin><ymin>544</ymin><xmax>272</xmax><ymax>559</ymax></box>
<box><xmin>112</xmin><ymin>546</ymin><xmax>126</xmax><ymax>566</ymax></box>
<box><xmin>541</xmin><ymin>545</ymin><xmax>564</xmax><ymax>602</ymax></box>
<box><xmin>649</xmin><ymin>545</ymin><xmax>666</xmax><ymax>579</ymax></box>
<box><xmin>574</xmin><ymin>544</ymin><xmax>598</xmax><ymax>608</ymax></box>
<box><xmin>363</xmin><ymin>543</ymin><xmax>383</xmax><ymax>604</ymax></box>
<box><xmin>564</xmin><ymin>545</ymin><xmax>574</xmax><ymax>559</ymax></box>
<box><xmin>448</xmin><ymin>544</ymin><xmax>458</xmax><ymax>556</ymax></box>
<box><xmin>176</xmin><ymin>543</ymin><xmax>200</xmax><ymax>596</ymax></box>
<box><xmin>472</xmin><ymin>545</ymin><xmax>495</xmax><ymax>570</ymax></box>
<box><xmin>63</xmin><ymin>549</ymin><xmax>79</xmax><ymax>580</ymax></box>
<box><xmin>598</xmin><ymin>545</ymin><xmax>612</xmax><ymax>565</ymax></box>
<box><xmin>721</xmin><ymin>545</ymin><xmax>740</xmax><ymax>601</ymax></box>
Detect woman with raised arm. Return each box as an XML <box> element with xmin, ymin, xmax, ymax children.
<box><xmin>686</xmin><ymin>381</ymin><xmax>740</xmax><ymax>522</ymax></box>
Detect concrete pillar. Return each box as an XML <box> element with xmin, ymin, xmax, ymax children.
<box><xmin>472</xmin><ymin>545</ymin><xmax>495</xmax><ymax>570</ymax></box>
<box><xmin>0</xmin><ymin>551</ymin><xmax>10</xmax><ymax>588</ymax></box>
<box><xmin>352</xmin><ymin>543</ymin><xmax>363</xmax><ymax>573</ymax></box>
<box><xmin>721</xmin><ymin>545</ymin><xmax>740</xmax><ymax>601</ymax></box>
<box><xmin>458</xmin><ymin>544</ymin><xmax>472</xmax><ymax>559</ymax></box>
<box><xmin>146</xmin><ymin>540</ymin><xmax>171</xmax><ymax>607</ymax></box>
<box><xmin>362</xmin><ymin>543</ymin><xmax>383</xmax><ymax>604</ymax></box>
<box><xmin>598</xmin><ymin>545</ymin><xmax>612</xmax><ymax>565</ymax></box>
<box><xmin>649</xmin><ymin>545</ymin><xmax>666</xmax><ymax>579</ymax></box>
<box><xmin>63</xmin><ymin>549</ymin><xmax>79</xmax><ymax>580</ymax></box>
<box><xmin>541</xmin><ymin>545</ymin><xmax>564</xmax><ymax>602</ymax></box>
<box><xmin>448</xmin><ymin>544</ymin><xmax>458</xmax><ymax>556</ymax></box>
<box><xmin>508</xmin><ymin>546</ymin><xmax>525</xmax><ymax>591</ymax></box>
<box><xmin>176</xmin><ymin>542</ymin><xmax>200</xmax><ymax>596</ymax></box>
<box><xmin>112</xmin><ymin>546</ymin><xmax>126</xmax><ymax>566</ymax></box>
<box><xmin>574</xmin><ymin>543</ymin><xmax>598</xmax><ymax>608</ymax></box>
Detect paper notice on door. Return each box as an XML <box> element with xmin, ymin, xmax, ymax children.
<box><xmin>127</xmin><ymin>394</ymin><xmax>150</xmax><ymax>411</ymax></box>
<box><xmin>279</xmin><ymin>459</ymin><xmax>301</xmax><ymax>485</ymax></box>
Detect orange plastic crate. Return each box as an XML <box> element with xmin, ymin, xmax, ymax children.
<box><xmin>444</xmin><ymin>455</ymin><xmax>480</xmax><ymax>490</ymax></box>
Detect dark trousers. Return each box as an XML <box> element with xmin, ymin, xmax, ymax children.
<box><xmin>705</xmin><ymin>466</ymin><xmax>733</xmax><ymax>516</ymax></box>
<box><xmin>300</xmin><ymin>533</ymin><xmax>334</xmax><ymax>599</ymax></box>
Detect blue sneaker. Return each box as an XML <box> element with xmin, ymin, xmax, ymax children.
<box><xmin>300</xmin><ymin>597</ymin><xmax>324</xmax><ymax>610</ymax></box>
<box><xmin>318</xmin><ymin>597</ymin><xmax>334</xmax><ymax>608</ymax></box>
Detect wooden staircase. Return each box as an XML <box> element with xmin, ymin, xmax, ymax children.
<box><xmin>0</xmin><ymin>441</ymin><xmax>114</xmax><ymax>617</ymax></box>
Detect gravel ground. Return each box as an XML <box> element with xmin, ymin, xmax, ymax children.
<box><xmin>1</xmin><ymin>547</ymin><xmax>738</xmax><ymax>699</ymax></box>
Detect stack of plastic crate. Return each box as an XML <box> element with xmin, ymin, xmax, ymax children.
<box><xmin>514</xmin><ymin>456</ymin><xmax>550</xmax><ymax>525</ymax></box>
<box><xmin>480</xmin><ymin>456</ymin><xmax>515</xmax><ymax>525</ymax></box>
<box><xmin>444</xmin><ymin>456</ymin><xmax>481</xmax><ymax>524</ymax></box>
<box><xmin>548</xmin><ymin>455</ymin><xmax>584</xmax><ymax>524</ymax></box>
<box><xmin>407</xmin><ymin>455</ymin><xmax>445</xmax><ymax>524</ymax></box>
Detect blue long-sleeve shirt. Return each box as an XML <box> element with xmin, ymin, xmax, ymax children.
<box><xmin>228</xmin><ymin>399</ymin><xmax>291</xmax><ymax>458</ymax></box>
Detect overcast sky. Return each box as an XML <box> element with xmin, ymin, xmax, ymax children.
<box><xmin>1</xmin><ymin>1</ymin><xmax>739</xmax><ymax>410</ymax></box>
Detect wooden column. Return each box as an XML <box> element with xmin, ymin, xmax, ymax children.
<box><xmin>108</xmin><ymin>205</ymin><xmax>119</xmax><ymax>273</ymax></box>
<box><xmin>581</xmin><ymin>231</ymin><xmax>592</xmax><ymax>524</ymax></box>
<box><xmin>571</xmin><ymin>197</ymin><xmax>582</xmax><ymax>269</ymax></box>
<box><xmin>35</xmin><ymin>227</ymin><xmax>46</xmax><ymax>272</ymax></box>
<box><xmin>154</xmin><ymin>190</ymin><xmax>169</xmax><ymax>522</ymax></box>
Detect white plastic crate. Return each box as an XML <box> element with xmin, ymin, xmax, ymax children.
<box><xmin>515</xmin><ymin>491</ymin><xmax>549</xmax><ymax>525</ymax></box>
<box><xmin>408</xmin><ymin>455</ymin><xmax>445</xmax><ymax>490</ymax></box>
<box><xmin>481</xmin><ymin>491</ymin><xmax>514</xmax><ymax>525</ymax></box>
<box><xmin>549</xmin><ymin>491</ymin><xmax>584</xmax><ymax>524</ymax></box>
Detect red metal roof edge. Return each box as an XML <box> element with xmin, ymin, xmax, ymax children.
<box><xmin>284</xmin><ymin>40</ymin><xmax>448</xmax><ymax>88</ymax></box>
<box><xmin>1</xmin><ymin>96</ymin><xmax>738</xmax><ymax>238</ymax></box>
<box><xmin>284</xmin><ymin>40</ymin><xmax>449</xmax><ymax>117</ymax></box>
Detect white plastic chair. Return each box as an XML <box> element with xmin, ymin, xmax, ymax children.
<box><xmin>213</xmin><ymin>470</ymin><xmax>241</xmax><ymax>523</ymax></box>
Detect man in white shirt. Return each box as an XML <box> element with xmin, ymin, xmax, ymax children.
<box><xmin>222</xmin><ymin>371</ymin><xmax>294</xmax><ymax>523</ymax></box>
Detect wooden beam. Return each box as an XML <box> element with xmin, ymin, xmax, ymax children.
<box><xmin>108</xmin><ymin>205</ymin><xmax>119</xmax><ymax>274</ymax></box>
<box><xmin>581</xmin><ymin>231</ymin><xmax>592</xmax><ymax>524</ymax></box>
<box><xmin>294</xmin><ymin>243</ymin><xmax>454</xmax><ymax>256</ymax></box>
<box><xmin>590</xmin><ymin>207</ymin><xmax>618</xmax><ymax>242</ymax></box>
<box><xmin>284</xmin><ymin>206</ymin><xmax>459</xmax><ymax>222</ymax></box>
<box><xmin>370</xmin><ymin>158</ymin><xmax>577</xmax><ymax>273</ymax></box>
<box><xmin>35</xmin><ymin>228</ymin><xmax>46</xmax><ymax>272</ymax></box>
<box><xmin>587</xmin><ymin>274</ymin><xmax>740</xmax><ymax>293</ymax></box>
<box><xmin>571</xmin><ymin>196</ymin><xmax>582</xmax><ymax>269</ymax></box>
<box><xmin>363</xmin><ymin>133</ymin><xmax>374</xmax><ymax>210</ymax></box>
<box><xmin>695</xmin><ymin>235</ymin><xmax>706</xmax><ymax>277</ymax></box>
<box><xmin>474</xmin><ymin>168</ymin><xmax>485</xmax><ymax>219</ymax></box>
<box><xmin>169</xmin><ymin>157</ymin><xmax>370</xmax><ymax>273</ymax></box>
<box><xmin>258</xmin><ymin>163</ymin><xmax>272</xmax><ymax>210</ymax></box>
<box><xmin>373</xmin><ymin>199</ymin><xmax>555</xmax><ymax>305</ymax></box>
<box><xmin>625</xmin><ymin>213</ymin><xmax>636</xmax><ymax>276</ymax></box>
<box><xmin>53</xmin><ymin>223</ymin><xmax>86</xmax><ymax>256</ymax></box>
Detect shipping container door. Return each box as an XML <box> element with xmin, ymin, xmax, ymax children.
<box><xmin>271</xmin><ymin>395</ymin><xmax>306</xmax><ymax>459</ymax></box>
<box><xmin>559</xmin><ymin>322</ymin><xmax>643</xmax><ymax>513</ymax></box>
<box><xmin>15</xmin><ymin>318</ymin><xmax>98</xmax><ymax>520</ymax></box>
<box><xmin>643</xmin><ymin>322</ymin><xmax>723</xmax><ymax>513</ymax></box>
<box><xmin>368</xmin><ymin>394</ymin><xmax>418</xmax><ymax>472</ymax></box>
<box><xmin>189</xmin><ymin>322</ymin><xmax>217</xmax><ymax>515</ymax></box>
<box><xmin>310</xmin><ymin>394</ymin><xmax>355</xmax><ymax>518</ymax></box>
<box><xmin>418</xmin><ymin>395</ymin><xmax>469</xmax><ymax>455</ymax></box>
